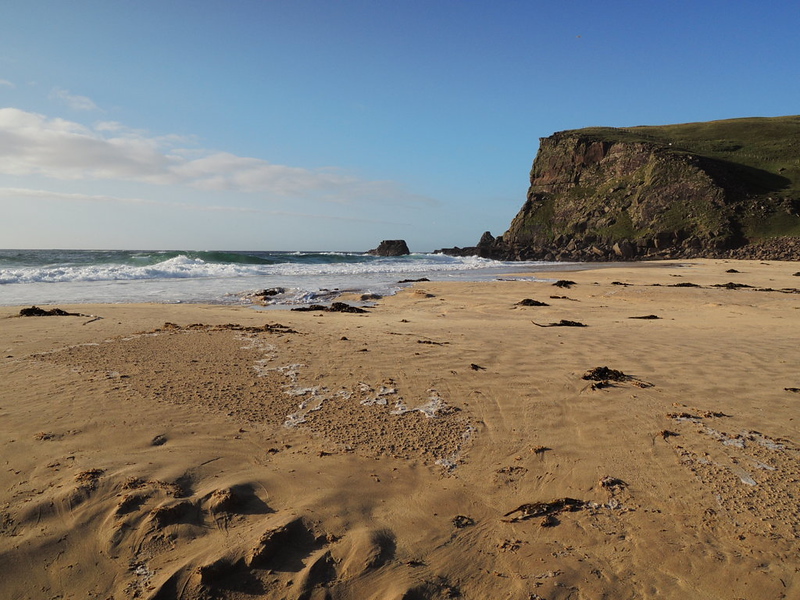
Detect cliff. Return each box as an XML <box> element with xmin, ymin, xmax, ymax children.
<box><xmin>442</xmin><ymin>116</ymin><xmax>800</xmax><ymax>261</ymax></box>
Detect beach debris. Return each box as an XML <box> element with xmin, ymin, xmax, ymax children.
<box><xmin>552</xmin><ymin>280</ymin><xmax>576</xmax><ymax>288</ymax></box>
<box><xmin>327</xmin><ymin>301</ymin><xmax>369</xmax><ymax>313</ymax></box>
<box><xmin>794</xmin><ymin>272</ymin><xmax>800</xmax><ymax>277</ymax></box>
<box><xmin>785</xmin><ymin>387</ymin><xmax>800</xmax><ymax>393</ymax></box>
<box><xmin>502</xmin><ymin>497</ymin><xmax>585</xmax><ymax>523</ymax></box>
<box><xmin>151</xmin><ymin>434</ymin><xmax>167</xmax><ymax>446</ymax></box>
<box><xmin>151</xmin><ymin>322</ymin><xmax>297</xmax><ymax>334</ymax></box>
<box><xmin>470</xmin><ymin>363</ymin><xmax>486</xmax><ymax>371</ymax></box>
<box><xmin>417</xmin><ymin>339</ymin><xmax>448</xmax><ymax>345</ymax></box>
<box><xmin>532</xmin><ymin>319</ymin><xmax>587</xmax><ymax>327</ymax></box>
<box><xmin>291</xmin><ymin>304</ymin><xmax>329</xmax><ymax>312</ymax></box>
<box><xmin>582</xmin><ymin>366</ymin><xmax>653</xmax><ymax>389</ymax></box>
<box><xmin>582</xmin><ymin>366</ymin><xmax>628</xmax><ymax>382</ymax></box>
<box><xmin>263</xmin><ymin>323</ymin><xmax>298</xmax><ymax>333</ymax></box>
<box><xmin>611</xmin><ymin>281</ymin><xmax>632</xmax><ymax>286</ymax></box>
<box><xmin>667</xmin><ymin>408</ymin><xmax>728</xmax><ymax>419</ymax></box>
<box><xmin>531</xmin><ymin>445</ymin><xmax>550</xmax><ymax>455</ymax></box>
<box><xmin>599</xmin><ymin>476</ymin><xmax>627</xmax><ymax>490</ymax></box>
<box><xmin>628</xmin><ymin>314</ymin><xmax>660</xmax><ymax>319</ymax></box>
<box><xmin>713</xmin><ymin>282</ymin><xmax>753</xmax><ymax>289</ymax></box>
<box><xmin>398</xmin><ymin>277</ymin><xmax>430</xmax><ymax>283</ymax></box>
<box><xmin>540</xmin><ymin>514</ymin><xmax>559</xmax><ymax>527</ymax></box>
<box><xmin>726</xmin><ymin>268</ymin><xmax>740</xmax><ymax>273</ymax></box>
<box><xmin>291</xmin><ymin>302</ymin><xmax>368</xmax><ymax>313</ymax></box>
<box><xmin>19</xmin><ymin>306</ymin><xmax>80</xmax><ymax>317</ymax></box>
<box><xmin>549</xmin><ymin>295</ymin><xmax>579</xmax><ymax>301</ymax></box>
<box><xmin>516</xmin><ymin>298</ymin><xmax>550</xmax><ymax>307</ymax></box>
<box><xmin>589</xmin><ymin>380</ymin><xmax>611</xmax><ymax>390</ymax></box>
<box><xmin>659</xmin><ymin>429</ymin><xmax>679</xmax><ymax>440</ymax></box>
<box><xmin>669</xmin><ymin>282</ymin><xmax>701</xmax><ymax>287</ymax></box>
<box><xmin>452</xmin><ymin>515</ymin><xmax>475</xmax><ymax>528</ymax></box>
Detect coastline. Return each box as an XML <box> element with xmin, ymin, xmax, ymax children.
<box><xmin>2</xmin><ymin>258</ymin><xmax>799</xmax><ymax>598</ymax></box>
<box><xmin>0</xmin><ymin>249</ymin><xmax>561</xmax><ymax>307</ymax></box>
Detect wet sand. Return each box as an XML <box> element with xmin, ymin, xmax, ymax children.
<box><xmin>1</xmin><ymin>258</ymin><xmax>799</xmax><ymax>599</ymax></box>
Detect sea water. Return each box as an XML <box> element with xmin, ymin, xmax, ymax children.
<box><xmin>0</xmin><ymin>249</ymin><xmax>568</xmax><ymax>307</ymax></box>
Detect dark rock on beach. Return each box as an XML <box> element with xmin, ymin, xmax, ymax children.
<box><xmin>291</xmin><ymin>302</ymin><xmax>368</xmax><ymax>314</ymax></box>
<box><xmin>582</xmin><ymin>366</ymin><xmax>629</xmax><ymax>382</ymax></box>
<box><xmin>19</xmin><ymin>306</ymin><xmax>79</xmax><ymax>317</ymax></box>
<box><xmin>516</xmin><ymin>299</ymin><xmax>549</xmax><ymax>307</ymax></box>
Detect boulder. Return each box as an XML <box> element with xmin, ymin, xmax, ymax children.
<box><xmin>612</xmin><ymin>240</ymin><xmax>637</xmax><ymax>259</ymax></box>
<box><xmin>367</xmin><ymin>240</ymin><xmax>410</xmax><ymax>256</ymax></box>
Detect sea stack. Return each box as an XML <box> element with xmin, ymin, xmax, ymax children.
<box><xmin>367</xmin><ymin>240</ymin><xmax>410</xmax><ymax>256</ymax></box>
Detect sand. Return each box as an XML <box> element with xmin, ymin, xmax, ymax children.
<box><xmin>1</xmin><ymin>258</ymin><xmax>799</xmax><ymax>600</ymax></box>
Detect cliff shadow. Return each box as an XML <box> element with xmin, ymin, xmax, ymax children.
<box><xmin>697</xmin><ymin>155</ymin><xmax>791</xmax><ymax>197</ymax></box>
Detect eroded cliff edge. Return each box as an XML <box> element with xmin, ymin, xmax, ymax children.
<box><xmin>441</xmin><ymin>116</ymin><xmax>800</xmax><ymax>260</ymax></box>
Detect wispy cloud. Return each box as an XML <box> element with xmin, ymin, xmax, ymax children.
<box><xmin>0</xmin><ymin>79</ymin><xmax>14</xmax><ymax>89</ymax></box>
<box><xmin>0</xmin><ymin>186</ymin><xmax>406</xmax><ymax>224</ymax></box>
<box><xmin>48</xmin><ymin>87</ymin><xmax>100</xmax><ymax>111</ymax></box>
<box><xmin>0</xmin><ymin>186</ymin><xmax>159</xmax><ymax>206</ymax></box>
<box><xmin>0</xmin><ymin>108</ymin><xmax>435</xmax><ymax>206</ymax></box>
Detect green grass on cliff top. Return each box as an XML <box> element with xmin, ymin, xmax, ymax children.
<box><xmin>561</xmin><ymin>115</ymin><xmax>800</xmax><ymax>199</ymax></box>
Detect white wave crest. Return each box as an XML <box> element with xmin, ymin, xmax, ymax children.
<box><xmin>0</xmin><ymin>253</ymin><xmax>512</xmax><ymax>285</ymax></box>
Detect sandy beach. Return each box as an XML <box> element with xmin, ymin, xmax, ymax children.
<box><xmin>1</xmin><ymin>258</ymin><xmax>799</xmax><ymax>600</ymax></box>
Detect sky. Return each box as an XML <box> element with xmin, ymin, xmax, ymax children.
<box><xmin>1</xmin><ymin>1</ymin><xmax>798</xmax><ymax>252</ymax></box>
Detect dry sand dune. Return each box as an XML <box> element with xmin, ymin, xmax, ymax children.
<box><xmin>1</xmin><ymin>259</ymin><xmax>799</xmax><ymax>599</ymax></box>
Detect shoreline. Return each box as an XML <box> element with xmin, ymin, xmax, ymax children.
<box><xmin>0</xmin><ymin>251</ymin><xmax>563</xmax><ymax>308</ymax></box>
<box><xmin>2</xmin><ymin>258</ymin><xmax>799</xmax><ymax>599</ymax></box>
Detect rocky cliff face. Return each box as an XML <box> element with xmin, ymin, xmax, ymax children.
<box><xmin>489</xmin><ymin>134</ymin><xmax>740</xmax><ymax>260</ymax></box>
<box><xmin>441</xmin><ymin>119</ymin><xmax>800</xmax><ymax>261</ymax></box>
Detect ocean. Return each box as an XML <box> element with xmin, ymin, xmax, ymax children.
<box><xmin>0</xmin><ymin>249</ymin><xmax>567</xmax><ymax>307</ymax></box>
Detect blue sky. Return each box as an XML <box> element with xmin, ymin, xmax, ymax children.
<box><xmin>1</xmin><ymin>1</ymin><xmax>798</xmax><ymax>251</ymax></box>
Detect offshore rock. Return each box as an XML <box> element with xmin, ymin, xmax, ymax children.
<box><xmin>367</xmin><ymin>240</ymin><xmax>410</xmax><ymax>256</ymax></box>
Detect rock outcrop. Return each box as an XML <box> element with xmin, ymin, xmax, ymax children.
<box><xmin>440</xmin><ymin>116</ymin><xmax>800</xmax><ymax>261</ymax></box>
<box><xmin>367</xmin><ymin>240</ymin><xmax>410</xmax><ymax>256</ymax></box>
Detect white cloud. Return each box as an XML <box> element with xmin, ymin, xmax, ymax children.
<box><xmin>0</xmin><ymin>186</ymin><xmax>159</xmax><ymax>206</ymax></box>
<box><xmin>0</xmin><ymin>108</ymin><xmax>177</xmax><ymax>181</ymax></box>
<box><xmin>49</xmin><ymin>87</ymin><xmax>99</xmax><ymax>111</ymax></box>
<box><xmin>0</xmin><ymin>79</ymin><xmax>14</xmax><ymax>89</ymax></box>
<box><xmin>0</xmin><ymin>108</ymin><xmax>435</xmax><ymax>205</ymax></box>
